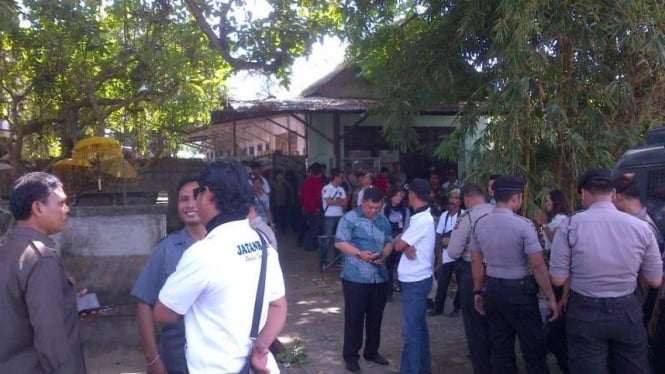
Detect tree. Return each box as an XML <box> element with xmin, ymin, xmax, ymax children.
<box><xmin>341</xmin><ymin>0</ymin><xmax>665</xmax><ymax>209</ymax></box>
<box><xmin>0</xmin><ymin>0</ymin><xmax>230</xmax><ymax>174</ymax></box>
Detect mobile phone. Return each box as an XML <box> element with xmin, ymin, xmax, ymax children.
<box><xmin>78</xmin><ymin>305</ymin><xmax>116</xmax><ymax>315</ymax></box>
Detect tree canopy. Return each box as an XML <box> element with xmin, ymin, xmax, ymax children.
<box><xmin>341</xmin><ymin>0</ymin><xmax>665</xmax><ymax>206</ymax></box>
<box><xmin>0</xmin><ymin>0</ymin><xmax>342</xmax><ymax>174</ymax></box>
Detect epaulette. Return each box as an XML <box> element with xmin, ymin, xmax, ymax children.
<box><xmin>565</xmin><ymin>210</ymin><xmax>584</xmax><ymax>248</ymax></box>
<box><xmin>29</xmin><ymin>240</ymin><xmax>55</xmax><ymax>258</ymax></box>
<box><xmin>472</xmin><ymin>213</ymin><xmax>491</xmax><ymax>235</ymax></box>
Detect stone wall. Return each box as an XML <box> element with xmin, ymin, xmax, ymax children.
<box><xmin>56</xmin><ymin>205</ymin><xmax>168</xmax><ymax>353</ymax></box>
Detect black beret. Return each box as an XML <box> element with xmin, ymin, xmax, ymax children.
<box><xmin>493</xmin><ymin>176</ymin><xmax>526</xmax><ymax>193</ymax></box>
<box><xmin>406</xmin><ymin>178</ymin><xmax>432</xmax><ymax>201</ymax></box>
<box><xmin>577</xmin><ymin>168</ymin><xmax>612</xmax><ymax>193</ymax></box>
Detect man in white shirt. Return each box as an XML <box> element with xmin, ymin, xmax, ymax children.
<box><xmin>154</xmin><ymin>159</ymin><xmax>287</xmax><ymax>374</ymax></box>
<box><xmin>394</xmin><ymin>178</ymin><xmax>436</xmax><ymax>374</ymax></box>
<box><xmin>320</xmin><ymin>168</ymin><xmax>348</xmax><ymax>270</ymax></box>
<box><xmin>431</xmin><ymin>188</ymin><xmax>463</xmax><ymax>317</ymax></box>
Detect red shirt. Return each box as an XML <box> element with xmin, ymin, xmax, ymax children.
<box><xmin>375</xmin><ymin>174</ymin><xmax>390</xmax><ymax>194</ymax></box>
<box><xmin>300</xmin><ymin>176</ymin><xmax>324</xmax><ymax>214</ymax></box>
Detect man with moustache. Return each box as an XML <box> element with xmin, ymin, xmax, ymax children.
<box><xmin>0</xmin><ymin>172</ymin><xmax>86</xmax><ymax>373</ymax></box>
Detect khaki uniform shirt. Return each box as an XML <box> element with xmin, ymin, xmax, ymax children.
<box><xmin>448</xmin><ymin>203</ymin><xmax>494</xmax><ymax>262</ymax></box>
<box><xmin>469</xmin><ymin>207</ymin><xmax>542</xmax><ymax>279</ymax></box>
<box><xmin>0</xmin><ymin>226</ymin><xmax>86</xmax><ymax>373</ymax></box>
<box><xmin>550</xmin><ymin>201</ymin><xmax>663</xmax><ymax>298</ymax></box>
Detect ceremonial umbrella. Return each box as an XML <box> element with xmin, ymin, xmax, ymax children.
<box><xmin>100</xmin><ymin>158</ymin><xmax>137</xmax><ymax>179</ymax></box>
<box><xmin>73</xmin><ymin>137</ymin><xmax>122</xmax><ymax>191</ymax></box>
<box><xmin>52</xmin><ymin>158</ymin><xmax>92</xmax><ymax>172</ymax></box>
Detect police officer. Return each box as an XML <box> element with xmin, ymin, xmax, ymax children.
<box><xmin>550</xmin><ymin>168</ymin><xmax>663</xmax><ymax>373</ymax></box>
<box><xmin>470</xmin><ymin>176</ymin><xmax>558</xmax><ymax>374</ymax></box>
<box><xmin>447</xmin><ymin>182</ymin><xmax>494</xmax><ymax>373</ymax></box>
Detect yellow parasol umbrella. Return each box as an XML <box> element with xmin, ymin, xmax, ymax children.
<box><xmin>52</xmin><ymin>158</ymin><xmax>92</xmax><ymax>172</ymax></box>
<box><xmin>72</xmin><ymin>137</ymin><xmax>123</xmax><ymax>191</ymax></box>
<box><xmin>100</xmin><ymin>158</ymin><xmax>137</xmax><ymax>179</ymax></box>
<box><xmin>73</xmin><ymin>136</ymin><xmax>122</xmax><ymax>161</ymax></box>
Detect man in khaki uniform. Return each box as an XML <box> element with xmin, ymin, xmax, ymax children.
<box><xmin>0</xmin><ymin>172</ymin><xmax>86</xmax><ymax>373</ymax></box>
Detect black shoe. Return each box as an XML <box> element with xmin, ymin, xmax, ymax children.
<box><xmin>364</xmin><ymin>353</ymin><xmax>389</xmax><ymax>366</ymax></box>
<box><xmin>345</xmin><ymin>360</ymin><xmax>361</xmax><ymax>372</ymax></box>
<box><xmin>447</xmin><ymin>309</ymin><xmax>461</xmax><ymax>317</ymax></box>
<box><xmin>428</xmin><ymin>310</ymin><xmax>444</xmax><ymax>316</ymax></box>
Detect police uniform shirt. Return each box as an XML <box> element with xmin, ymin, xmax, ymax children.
<box><xmin>550</xmin><ymin>201</ymin><xmax>663</xmax><ymax>298</ymax></box>
<box><xmin>448</xmin><ymin>203</ymin><xmax>494</xmax><ymax>262</ymax></box>
<box><xmin>469</xmin><ymin>207</ymin><xmax>542</xmax><ymax>279</ymax></box>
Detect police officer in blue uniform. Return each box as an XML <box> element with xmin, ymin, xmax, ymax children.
<box><xmin>470</xmin><ymin>176</ymin><xmax>558</xmax><ymax>374</ymax></box>
<box><xmin>550</xmin><ymin>168</ymin><xmax>663</xmax><ymax>373</ymax></box>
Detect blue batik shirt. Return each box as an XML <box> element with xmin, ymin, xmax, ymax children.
<box><xmin>335</xmin><ymin>207</ymin><xmax>393</xmax><ymax>284</ymax></box>
<box><xmin>131</xmin><ymin>228</ymin><xmax>196</xmax><ymax>373</ymax></box>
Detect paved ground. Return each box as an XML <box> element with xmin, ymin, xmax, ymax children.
<box><xmin>86</xmin><ymin>229</ymin><xmax>563</xmax><ymax>373</ymax></box>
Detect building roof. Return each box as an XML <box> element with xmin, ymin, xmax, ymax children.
<box><xmin>211</xmin><ymin>97</ymin><xmax>378</xmax><ymax>124</ymax></box>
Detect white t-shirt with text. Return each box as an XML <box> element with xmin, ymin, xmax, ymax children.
<box><xmin>159</xmin><ymin>219</ymin><xmax>285</xmax><ymax>373</ymax></box>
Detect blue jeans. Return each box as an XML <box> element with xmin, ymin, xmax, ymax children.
<box><xmin>400</xmin><ymin>276</ymin><xmax>432</xmax><ymax>374</ymax></box>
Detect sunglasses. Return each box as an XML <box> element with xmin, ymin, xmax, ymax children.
<box><xmin>193</xmin><ymin>185</ymin><xmax>206</xmax><ymax>198</ymax></box>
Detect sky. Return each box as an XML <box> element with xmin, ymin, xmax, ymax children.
<box><xmin>226</xmin><ymin>36</ymin><xmax>347</xmax><ymax>100</ymax></box>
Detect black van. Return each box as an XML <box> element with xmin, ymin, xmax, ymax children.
<box><xmin>614</xmin><ymin>127</ymin><xmax>665</xmax><ymax>233</ymax></box>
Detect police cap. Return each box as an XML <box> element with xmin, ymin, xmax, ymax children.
<box><xmin>492</xmin><ymin>176</ymin><xmax>526</xmax><ymax>193</ymax></box>
<box><xmin>577</xmin><ymin>168</ymin><xmax>612</xmax><ymax>193</ymax></box>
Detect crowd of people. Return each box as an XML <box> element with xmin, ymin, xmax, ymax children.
<box><xmin>2</xmin><ymin>158</ymin><xmax>665</xmax><ymax>374</ymax></box>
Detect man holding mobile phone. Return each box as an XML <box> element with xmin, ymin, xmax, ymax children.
<box><xmin>334</xmin><ymin>187</ymin><xmax>394</xmax><ymax>372</ymax></box>
<box><xmin>0</xmin><ymin>172</ymin><xmax>86</xmax><ymax>373</ymax></box>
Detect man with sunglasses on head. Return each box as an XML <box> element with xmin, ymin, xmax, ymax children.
<box><xmin>131</xmin><ymin>176</ymin><xmax>206</xmax><ymax>374</ymax></box>
<box><xmin>154</xmin><ymin>159</ymin><xmax>286</xmax><ymax>374</ymax></box>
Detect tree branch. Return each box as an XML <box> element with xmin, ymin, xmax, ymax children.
<box><xmin>181</xmin><ymin>0</ymin><xmax>282</xmax><ymax>72</ymax></box>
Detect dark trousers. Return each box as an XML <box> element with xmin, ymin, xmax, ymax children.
<box><xmin>483</xmin><ymin>276</ymin><xmax>549</xmax><ymax>374</ymax></box>
<box><xmin>272</xmin><ymin>203</ymin><xmax>288</xmax><ymax>230</ymax></box>
<box><xmin>547</xmin><ymin>286</ymin><xmax>569</xmax><ymax>374</ymax></box>
<box><xmin>567</xmin><ymin>292</ymin><xmax>649</xmax><ymax>374</ymax></box>
<box><xmin>433</xmin><ymin>260</ymin><xmax>461</xmax><ymax>313</ymax></box>
<box><xmin>342</xmin><ymin>280</ymin><xmax>387</xmax><ymax>362</ymax></box>
<box><xmin>651</xmin><ymin>299</ymin><xmax>665</xmax><ymax>373</ymax></box>
<box><xmin>297</xmin><ymin>212</ymin><xmax>321</xmax><ymax>251</ymax></box>
<box><xmin>457</xmin><ymin>261</ymin><xmax>492</xmax><ymax>374</ymax></box>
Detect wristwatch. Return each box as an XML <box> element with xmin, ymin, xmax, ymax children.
<box><xmin>472</xmin><ymin>289</ymin><xmax>483</xmax><ymax>295</ymax></box>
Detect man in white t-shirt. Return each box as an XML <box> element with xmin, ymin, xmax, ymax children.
<box><xmin>154</xmin><ymin>159</ymin><xmax>287</xmax><ymax>374</ymax></box>
<box><xmin>320</xmin><ymin>168</ymin><xmax>348</xmax><ymax>270</ymax></box>
<box><xmin>394</xmin><ymin>178</ymin><xmax>436</xmax><ymax>374</ymax></box>
<box><xmin>431</xmin><ymin>188</ymin><xmax>463</xmax><ymax>316</ymax></box>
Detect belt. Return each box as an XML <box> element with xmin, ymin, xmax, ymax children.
<box><xmin>485</xmin><ymin>275</ymin><xmax>532</xmax><ymax>287</ymax></box>
<box><xmin>570</xmin><ymin>291</ymin><xmax>636</xmax><ymax>306</ymax></box>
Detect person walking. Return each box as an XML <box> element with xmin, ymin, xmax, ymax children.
<box><xmin>470</xmin><ymin>176</ymin><xmax>558</xmax><ymax>374</ymax></box>
<box><xmin>394</xmin><ymin>178</ymin><xmax>436</xmax><ymax>374</ymax></box>
<box><xmin>335</xmin><ymin>187</ymin><xmax>394</xmax><ymax>372</ymax></box>
<box><xmin>447</xmin><ymin>182</ymin><xmax>494</xmax><ymax>373</ymax></box>
<box><xmin>550</xmin><ymin>169</ymin><xmax>662</xmax><ymax>373</ymax></box>
<box><xmin>0</xmin><ymin>172</ymin><xmax>87</xmax><ymax>373</ymax></box>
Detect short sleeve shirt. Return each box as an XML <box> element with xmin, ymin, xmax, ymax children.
<box><xmin>542</xmin><ymin>213</ymin><xmax>566</xmax><ymax>251</ymax></box>
<box><xmin>550</xmin><ymin>201</ymin><xmax>663</xmax><ymax>298</ymax></box>
<box><xmin>254</xmin><ymin>193</ymin><xmax>270</xmax><ymax>224</ymax></box>
<box><xmin>398</xmin><ymin>208</ymin><xmax>436</xmax><ymax>282</ymax></box>
<box><xmin>469</xmin><ymin>207</ymin><xmax>542</xmax><ymax>279</ymax></box>
<box><xmin>335</xmin><ymin>207</ymin><xmax>393</xmax><ymax>283</ymax></box>
<box><xmin>448</xmin><ymin>203</ymin><xmax>494</xmax><ymax>262</ymax></box>
<box><xmin>322</xmin><ymin>183</ymin><xmax>346</xmax><ymax>217</ymax></box>
<box><xmin>131</xmin><ymin>229</ymin><xmax>195</xmax><ymax>373</ymax></box>
<box><xmin>158</xmin><ymin>219</ymin><xmax>285</xmax><ymax>373</ymax></box>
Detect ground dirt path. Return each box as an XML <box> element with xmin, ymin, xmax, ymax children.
<box><xmin>86</xmin><ymin>229</ymin><xmax>562</xmax><ymax>373</ymax></box>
